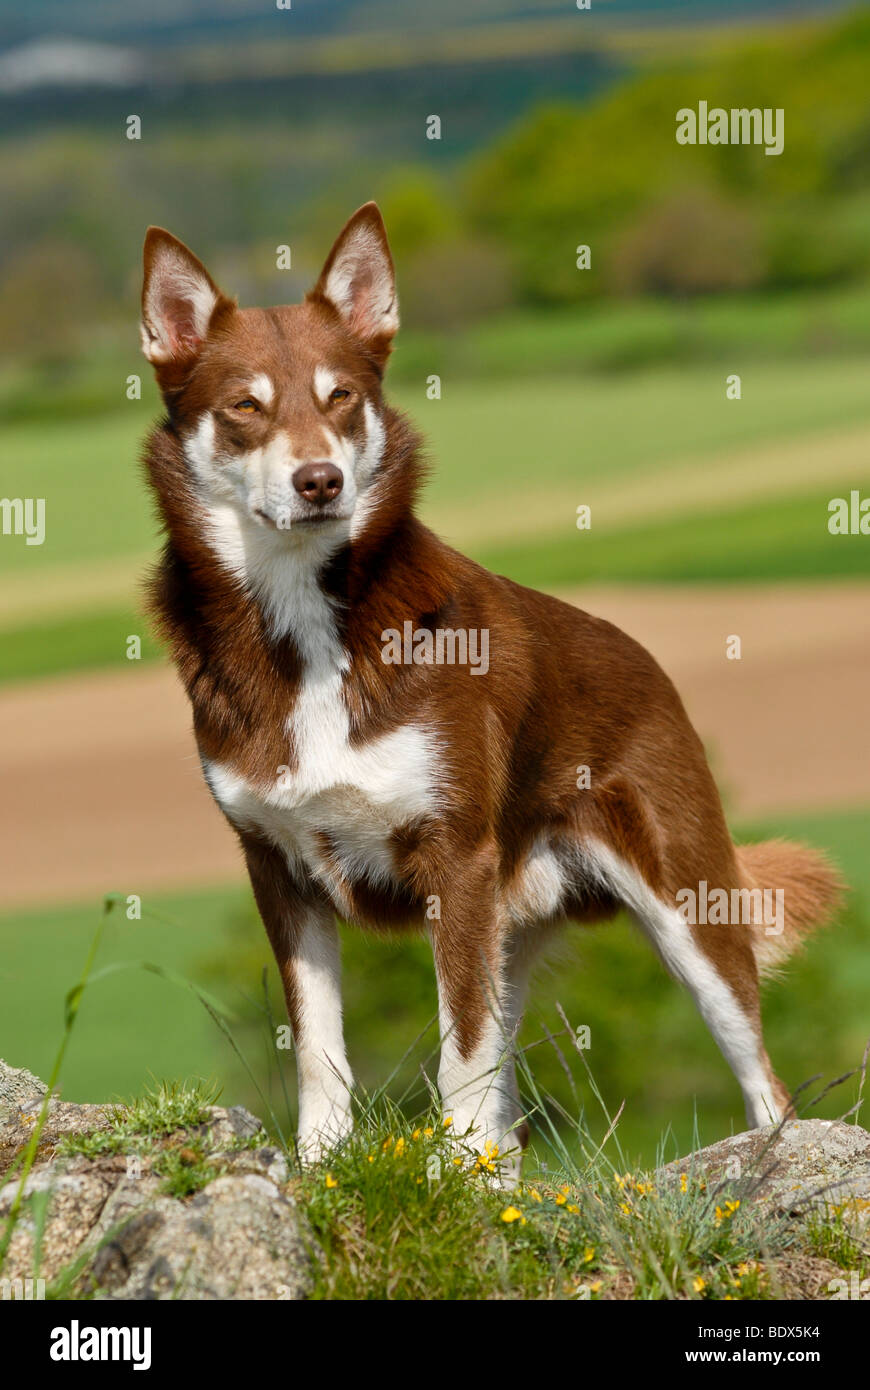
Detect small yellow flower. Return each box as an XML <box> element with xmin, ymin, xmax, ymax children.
<box><xmin>619</xmin><ymin>1202</ymin><xmax>631</xmax><ymax>1216</ymax></box>
<box><xmin>367</xmin><ymin>1154</ymin><xmax>375</xmax><ymax>1163</ymax></box>
<box><xmin>453</xmin><ymin>1156</ymin><xmax>463</xmax><ymax>1166</ymax></box>
<box><xmin>679</xmin><ymin>1173</ymin><xmax>688</xmax><ymax>1193</ymax></box>
<box><xmin>528</xmin><ymin>1188</ymin><xmax>543</xmax><ymax>1203</ymax></box>
<box><xmin>589</xmin><ymin>1280</ymin><xmax>602</xmax><ymax>1294</ymax></box>
<box><xmin>411</xmin><ymin>1128</ymin><xmax>421</xmax><ymax>1141</ymax></box>
<box><xmin>325</xmin><ymin>1173</ymin><xmax>338</xmax><ymax>1189</ymax></box>
<box><xmin>555</xmin><ymin>1193</ymin><xmax>567</xmax><ymax>1207</ymax></box>
<box><xmin>394</xmin><ymin>1137</ymin><xmax>405</xmax><ymax>1157</ymax></box>
<box><xmin>566</xmin><ymin>1203</ymin><xmax>580</xmax><ymax>1214</ymax></box>
<box><xmin>500</xmin><ymin>1206</ymin><xmax>526</xmax><ymax>1224</ymax></box>
<box><xmin>714</xmin><ymin>1198</ymin><xmax>740</xmax><ymax>1227</ymax></box>
<box><xmin>443</xmin><ymin>1116</ymin><xmax>453</xmax><ymax>1129</ymax></box>
<box><xmin>692</xmin><ymin>1276</ymin><xmax>705</xmax><ymax>1293</ymax></box>
<box><xmin>423</xmin><ymin>1127</ymin><xmax>434</xmax><ymax>1137</ymax></box>
<box><xmin>583</xmin><ymin>1246</ymin><xmax>595</xmax><ymax>1263</ymax></box>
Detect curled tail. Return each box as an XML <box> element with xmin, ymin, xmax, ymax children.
<box><xmin>735</xmin><ymin>839</ymin><xmax>845</xmax><ymax>979</ymax></box>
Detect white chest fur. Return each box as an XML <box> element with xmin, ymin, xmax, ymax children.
<box><xmin>201</xmin><ymin>552</ymin><xmax>441</xmax><ymax>910</ymax></box>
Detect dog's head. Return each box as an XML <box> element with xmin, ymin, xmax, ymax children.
<box><xmin>140</xmin><ymin>203</ymin><xmax>398</xmax><ymax>545</ymax></box>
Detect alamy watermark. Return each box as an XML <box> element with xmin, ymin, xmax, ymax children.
<box><xmin>381</xmin><ymin>621</ymin><xmax>489</xmax><ymax>675</ymax></box>
<box><xmin>676</xmin><ymin>103</ymin><xmax>784</xmax><ymax>157</ymax></box>
<box><xmin>676</xmin><ymin>881</ymin><xmax>784</xmax><ymax>936</ymax></box>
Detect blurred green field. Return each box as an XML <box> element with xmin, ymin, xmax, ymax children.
<box><xmin>1</xmin><ymin>806</ymin><xmax>866</xmax><ymax>1169</ymax></box>
<box><xmin>2</xmin><ymin>346</ymin><xmax>869</xmax><ymax>682</ymax></box>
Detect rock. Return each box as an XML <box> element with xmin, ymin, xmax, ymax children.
<box><xmin>195</xmin><ymin>1103</ymin><xmax>265</xmax><ymax>1149</ymax></box>
<box><xmin>658</xmin><ymin>1118</ymin><xmax>870</xmax><ymax>1226</ymax></box>
<box><xmin>216</xmin><ymin>1144</ymin><xmax>291</xmax><ymax>1187</ymax></box>
<box><xmin>0</xmin><ymin>1058</ymin><xmax>47</xmax><ymax>1125</ymax></box>
<box><xmin>0</xmin><ymin>1056</ymin><xmax>311</xmax><ymax>1300</ymax></box>
<box><xmin>93</xmin><ymin>1174</ymin><xmax>310</xmax><ymax>1300</ymax></box>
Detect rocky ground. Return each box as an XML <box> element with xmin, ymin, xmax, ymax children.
<box><xmin>1</xmin><ymin>1057</ymin><xmax>868</xmax><ymax>1300</ymax></box>
<box><xmin>0</xmin><ymin>1060</ymin><xmax>311</xmax><ymax>1300</ymax></box>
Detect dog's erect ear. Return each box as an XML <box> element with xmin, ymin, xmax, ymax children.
<box><xmin>140</xmin><ymin>228</ymin><xmax>230</xmax><ymax>368</ymax></box>
<box><xmin>310</xmin><ymin>202</ymin><xmax>398</xmax><ymax>365</ymax></box>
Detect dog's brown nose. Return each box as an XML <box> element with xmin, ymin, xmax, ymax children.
<box><xmin>292</xmin><ymin>461</ymin><xmax>343</xmax><ymax>506</ymax></box>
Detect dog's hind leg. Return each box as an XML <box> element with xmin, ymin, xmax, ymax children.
<box><xmin>586</xmin><ymin>839</ymin><xmax>789</xmax><ymax>1129</ymax></box>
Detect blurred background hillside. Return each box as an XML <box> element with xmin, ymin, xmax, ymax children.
<box><xmin>1</xmin><ymin>0</ymin><xmax>868</xmax><ymax>1167</ymax></box>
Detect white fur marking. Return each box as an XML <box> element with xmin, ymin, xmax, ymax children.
<box><xmin>314</xmin><ymin>366</ymin><xmax>337</xmax><ymax>405</ymax></box>
<box><xmin>203</xmin><ymin>570</ymin><xmax>442</xmax><ymax>906</ymax></box>
<box><xmin>249</xmin><ymin>373</ymin><xmax>274</xmax><ymax>407</ymax></box>
<box><xmin>292</xmin><ymin>905</ymin><xmax>354</xmax><ymax>1161</ymax></box>
<box><xmin>583</xmin><ymin>840</ymin><xmax>782</xmax><ymax>1127</ymax></box>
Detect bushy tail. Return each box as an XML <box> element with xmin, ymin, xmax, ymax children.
<box><xmin>735</xmin><ymin>839</ymin><xmax>845</xmax><ymax>978</ymax></box>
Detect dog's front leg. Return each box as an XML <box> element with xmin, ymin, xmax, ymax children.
<box><xmin>428</xmin><ymin>840</ymin><xmax>520</xmax><ymax>1180</ymax></box>
<box><xmin>241</xmin><ymin>833</ymin><xmax>354</xmax><ymax>1164</ymax></box>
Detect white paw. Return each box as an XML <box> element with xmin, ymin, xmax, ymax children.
<box><xmin>297</xmin><ymin>1106</ymin><xmax>353</xmax><ymax>1166</ymax></box>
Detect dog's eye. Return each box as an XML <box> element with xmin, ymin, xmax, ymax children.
<box><xmin>329</xmin><ymin>388</ymin><xmax>351</xmax><ymax>403</ymax></box>
<box><xmin>234</xmin><ymin>399</ymin><xmax>258</xmax><ymax>414</ymax></box>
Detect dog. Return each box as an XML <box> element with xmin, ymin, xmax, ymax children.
<box><xmin>140</xmin><ymin>202</ymin><xmax>842</xmax><ymax>1176</ymax></box>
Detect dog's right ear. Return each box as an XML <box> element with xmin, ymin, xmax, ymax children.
<box><xmin>140</xmin><ymin>228</ymin><xmax>231</xmax><ymax>373</ymax></box>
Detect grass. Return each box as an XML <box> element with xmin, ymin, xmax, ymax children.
<box><xmin>477</xmin><ymin>484</ymin><xmax>870</xmax><ymax>589</ymax></box>
<box><xmin>0</xmin><ymin>607</ymin><xmax>161</xmax><ymax>684</ymax></box>
<box><xmin>294</xmin><ymin>1106</ymin><xmax>784</xmax><ymax>1301</ymax></box>
<box><xmin>0</xmin><ymin>886</ymin><xmax>242</xmax><ymax>1101</ymax></box>
<box><xmin>54</xmin><ymin>1077</ymin><xmax>266</xmax><ymax>1200</ymax></box>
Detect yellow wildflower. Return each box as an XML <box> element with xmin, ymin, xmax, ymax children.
<box><xmin>501</xmin><ymin>1206</ymin><xmax>526</xmax><ymax>1224</ymax></box>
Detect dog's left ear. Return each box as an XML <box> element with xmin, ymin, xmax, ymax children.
<box><xmin>310</xmin><ymin>202</ymin><xmax>398</xmax><ymax>367</ymax></box>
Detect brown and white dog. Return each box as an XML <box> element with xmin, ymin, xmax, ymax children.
<box><xmin>140</xmin><ymin>202</ymin><xmax>842</xmax><ymax>1175</ymax></box>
